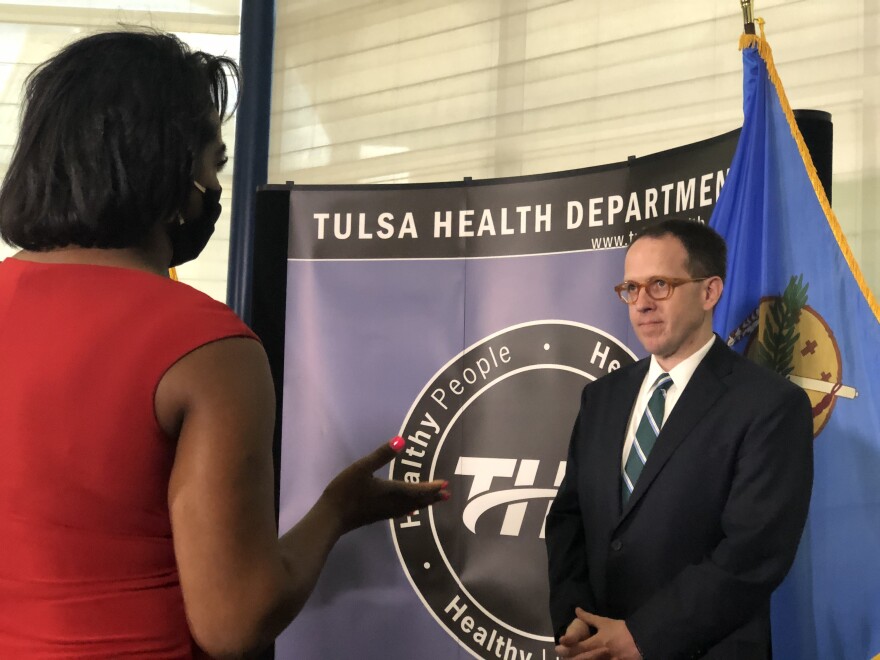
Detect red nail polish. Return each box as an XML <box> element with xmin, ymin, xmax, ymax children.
<box><xmin>441</xmin><ymin>481</ymin><xmax>449</xmax><ymax>489</ymax></box>
<box><xmin>441</xmin><ymin>491</ymin><xmax>451</xmax><ymax>501</ymax></box>
<box><xmin>389</xmin><ymin>436</ymin><xmax>405</xmax><ymax>452</ymax></box>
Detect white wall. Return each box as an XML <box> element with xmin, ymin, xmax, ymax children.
<box><xmin>269</xmin><ymin>0</ymin><xmax>880</xmax><ymax>295</ymax></box>
<box><xmin>2</xmin><ymin>1</ymin><xmax>877</xmax><ymax>300</ymax></box>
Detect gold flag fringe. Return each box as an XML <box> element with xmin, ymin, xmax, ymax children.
<box><xmin>739</xmin><ymin>19</ymin><xmax>880</xmax><ymax>323</ymax></box>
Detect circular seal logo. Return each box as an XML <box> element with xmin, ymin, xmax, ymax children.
<box><xmin>390</xmin><ymin>320</ymin><xmax>635</xmax><ymax>659</ymax></box>
<box><xmin>745</xmin><ymin>301</ymin><xmax>846</xmax><ymax>435</ymax></box>
<box><xmin>727</xmin><ymin>274</ymin><xmax>859</xmax><ymax>439</ymax></box>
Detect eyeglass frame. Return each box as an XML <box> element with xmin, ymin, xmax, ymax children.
<box><xmin>613</xmin><ymin>276</ymin><xmax>709</xmax><ymax>304</ymax></box>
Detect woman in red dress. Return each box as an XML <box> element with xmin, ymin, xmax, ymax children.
<box><xmin>0</xmin><ymin>29</ymin><xmax>447</xmax><ymax>658</ymax></box>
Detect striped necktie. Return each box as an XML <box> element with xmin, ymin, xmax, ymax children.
<box><xmin>622</xmin><ymin>372</ymin><xmax>673</xmax><ymax>503</ymax></box>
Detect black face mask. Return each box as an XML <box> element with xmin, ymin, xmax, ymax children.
<box><xmin>168</xmin><ymin>181</ymin><xmax>221</xmax><ymax>267</ymax></box>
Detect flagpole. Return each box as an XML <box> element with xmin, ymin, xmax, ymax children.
<box><xmin>740</xmin><ymin>0</ymin><xmax>755</xmax><ymax>34</ymax></box>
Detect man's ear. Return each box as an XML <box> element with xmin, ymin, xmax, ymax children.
<box><xmin>704</xmin><ymin>276</ymin><xmax>724</xmax><ymax>311</ymax></box>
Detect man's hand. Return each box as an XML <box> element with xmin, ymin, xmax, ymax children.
<box><xmin>554</xmin><ymin>614</ymin><xmax>594</xmax><ymax>658</ymax></box>
<box><xmin>555</xmin><ymin>608</ymin><xmax>642</xmax><ymax>660</ymax></box>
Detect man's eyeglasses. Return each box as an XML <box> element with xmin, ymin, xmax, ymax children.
<box><xmin>613</xmin><ymin>276</ymin><xmax>708</xmax><ymax>304</ymax></box>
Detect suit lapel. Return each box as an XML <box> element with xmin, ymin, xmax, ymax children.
<box><xmin>618</xmin><ymin>337</ymin><xmax>734</xmax><ymax>523</ymax></box>
<box><xmin>598</xmin><ymin>360</ymin><xmax>648</xmax><ymax>521</ymax></box>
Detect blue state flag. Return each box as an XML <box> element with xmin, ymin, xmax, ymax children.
<box><xmin>710</xmin><ymin>24</ymin><xmax>880</xmax><ymax>660</ymax></box>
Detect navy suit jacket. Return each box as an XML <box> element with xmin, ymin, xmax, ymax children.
<box><xmin>546</xmin><ymin>337</ymin><xmax>813</xmax><ymax>659</ymax></box>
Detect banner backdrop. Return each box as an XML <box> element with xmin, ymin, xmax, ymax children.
<box><xmin>275</xmin><ymin>132</ymin><xmax>737</xmax><ymax>659</ymax></box>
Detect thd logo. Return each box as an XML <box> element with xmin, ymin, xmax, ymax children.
<box><xmin>391</xmin><ymin>322</ymin><xmax>636</xmax><ymax>658</ymax></box>
<box><xmin>454</xmin><ymin>457</ymin><xmax>566</xmax><ymax>538</ymax></box>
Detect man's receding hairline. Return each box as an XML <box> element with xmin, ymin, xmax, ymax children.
<box><xmin>628</xmin><ymin>230</ymin><xmax>717</xmax><ymax>279</ymax></box>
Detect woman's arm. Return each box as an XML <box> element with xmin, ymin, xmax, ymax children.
<box><xmin>156</xmin><ymin>337</ymin><xmax>446</xmax><ymax>657</ymax></box>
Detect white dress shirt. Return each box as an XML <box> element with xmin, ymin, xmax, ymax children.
<box><xmin>621</xmin><ymin>335</ymin><xmax>717</xmax><ymax>470</ymax></box>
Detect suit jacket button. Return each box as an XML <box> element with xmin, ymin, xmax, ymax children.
<box><xmin>611</xmin><ymin>539</ymin><xmax>622</xmax><ymax>551</ymax></box>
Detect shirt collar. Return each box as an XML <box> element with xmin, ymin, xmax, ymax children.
<box><xmin>647</xmin><ymin>334</ymin><xmax>716</xmax><ymax>391</ymax></box>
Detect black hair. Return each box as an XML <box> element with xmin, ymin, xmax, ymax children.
<box><xmin>631</xmin><ymin>218</ymin><xmax>727</xmax><ymax>282</ymax></box>
<box><xmin>0</xmin><ymin>28</ymin><xmax>240</xmax><ymax>250</ymax></box>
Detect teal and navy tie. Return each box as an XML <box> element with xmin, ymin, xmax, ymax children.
<box><xmin>622</xmin><ymin>372</ymin><xmax>673</xmax><ymax>503</ymax></box>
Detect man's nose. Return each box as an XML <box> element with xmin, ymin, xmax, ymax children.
<box><xmin>635</xmin><ymin>294</ymin><xmax>656</xmax><ymax>312</ymax></box>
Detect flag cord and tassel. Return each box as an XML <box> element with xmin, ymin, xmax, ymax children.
<box><xmin>738</xmin><ymin>18</ymin><xmax>880</xmax><ymax>322</ymax></box>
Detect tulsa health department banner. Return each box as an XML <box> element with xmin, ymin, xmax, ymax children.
<box><xmin>275</xmin><ymin>134</ymin><xmax>737</xmax><ymax>659</ymax></box>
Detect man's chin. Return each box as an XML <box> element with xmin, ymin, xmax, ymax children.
<box><xmin>635</xmin><ymin>330</ymin><xmax>666</xmax><ymax>354</ymax></box>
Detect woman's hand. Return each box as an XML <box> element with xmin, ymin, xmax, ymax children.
<box><xmin>320</xmin><ymin>437</ymin><xmax>450</xmax><ymax>534</ymax></box>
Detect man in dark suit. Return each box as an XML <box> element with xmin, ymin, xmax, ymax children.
<box><xmin>545</xmin><ymin>219</ymin><xmax>813</xmax><ymax>660</ymax></box>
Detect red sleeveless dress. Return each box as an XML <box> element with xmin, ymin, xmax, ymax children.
<box><xmin>0</xmin><ymin>258</ymin><xmax>257</xmax><ymax>658</ymax></box>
